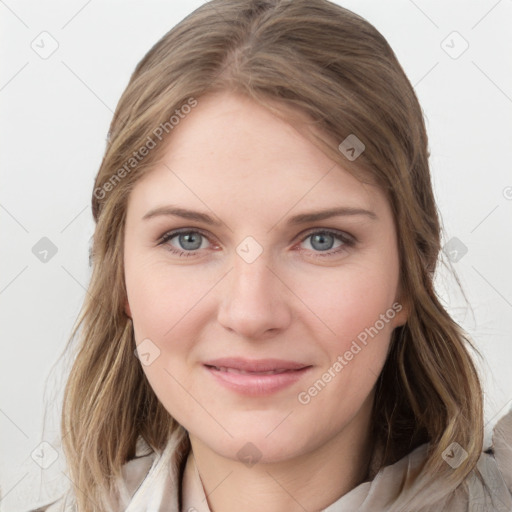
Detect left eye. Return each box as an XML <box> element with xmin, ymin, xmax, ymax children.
<box><xmin>300</xmin><ymin>231</ymin><xmax>346</xmax><ymax>252</ymax></box>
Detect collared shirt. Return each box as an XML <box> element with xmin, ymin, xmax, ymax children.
<box><xmin>29</xmin><ymin>407</ymin><xmax>512</xmax><ymax>511</ymax></box>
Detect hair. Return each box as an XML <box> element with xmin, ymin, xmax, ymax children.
<box><xmin>58</xmin><ymin>0</ymin><xmax>485</xmax><ymax>509</ymax></box>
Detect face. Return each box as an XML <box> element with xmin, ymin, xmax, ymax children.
<box><xmin>123</xmin><ymin>91</ymin><xmax>408</xmax><ymax>464</ymax></box>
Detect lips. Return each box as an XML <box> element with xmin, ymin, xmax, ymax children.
<box><xmin>208</xmin><ymin>367</ymin><xmax>296</xmax><ymax>375</ymax></box>
<box><xmin>203</xmin><ymin>357</ymin><xmax>312</xmax><ymax>396</ymax></box>
<box><xmin>203</xmin><ymin>357</ymin><xmax>309</xmax><ymax>373</ymax></box>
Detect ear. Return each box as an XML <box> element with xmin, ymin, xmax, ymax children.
<box><xmin>391</xmin><ymin>291</ymin><xmax>410</xmax><ymax>328</ymax></box>
<box><xmin>124</xmin><ymin>298</ymin><xmax>132</xmax><ymax>318</ymax></box>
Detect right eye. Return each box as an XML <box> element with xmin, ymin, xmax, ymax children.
<box><xmin>158</xmin><ymin>229</ymin><xmax>213</xmax><ymax>257</ymax></box>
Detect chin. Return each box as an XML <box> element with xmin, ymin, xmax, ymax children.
<box><xmin>196</xmin><ymin>423</ymin><xmax>313</xmax><ymax>466</ymax></box>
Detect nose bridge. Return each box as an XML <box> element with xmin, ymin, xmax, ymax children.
<box><xmin>232</xmin><ymin>251</ymin><xmax>272</xmax><ymax>296</ymax></box>
<box><xmin>216</xmin><ymin>246</ymin><xmax>292</xmax><ymax>338</ymax></box>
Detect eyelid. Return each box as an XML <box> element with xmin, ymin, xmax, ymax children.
<box><xmin>294</xmin><ymin>227</ymin><xmax>357</xmax><ymax>244</ymax></box>
<box><xmin>157</xmin><ymin>226</ymin><xmax>212</xmax><ymax>243</ymax></box>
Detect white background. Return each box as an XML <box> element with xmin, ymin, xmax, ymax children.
<box><xmin>1</xmin><ymin>0</ymin><xmax>511</xmax><ymax>510</ymax></box>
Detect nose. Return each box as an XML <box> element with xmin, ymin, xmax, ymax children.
<box><xmin>216</xmin><ymin>255</ymin><xmax>293</xmax><ymax>340</ymax></box>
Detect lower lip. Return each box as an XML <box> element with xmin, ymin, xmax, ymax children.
<box><xmin>204</xmin><ymin>365</ymin><xmax>312</xmax><ymax>396</ymax></box>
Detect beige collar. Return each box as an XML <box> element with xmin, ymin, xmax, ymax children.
<box><xmin>182</xmin><ymin>450</ymin><xmax>212</xmax><ymax>512</ymax></box>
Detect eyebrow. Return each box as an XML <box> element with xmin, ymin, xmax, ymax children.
<box><xmin>142</xmin><ymin>206</ymin><xmax>224</xmax><ymax>226</ymax></box>
<box><xmin>142</xmin><ymin>205</ymin><xmax>377</xmax><ymax>225</ymax></box>
<box><xmin>285</xmin><ymin>206</ymin><xmax>377</xmax><ymax>224</ymax></box>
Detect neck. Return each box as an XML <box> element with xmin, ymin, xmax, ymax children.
<box><xmin>189</xmin><ymin>394</ymin><xmax>374</xmax><ymax>512</ymax></box>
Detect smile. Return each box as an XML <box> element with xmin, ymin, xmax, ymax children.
<box><xmin>207</xmin><ymin>366</ymin><xmax>299</xmax><ymax>375</ymax></box>
<box><xmin>203</xmin><ymin>359</ymin><xmax>312</xmax><ymax>396</ymax></box>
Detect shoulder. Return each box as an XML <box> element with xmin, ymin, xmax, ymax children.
<box><xmin>470</xmin><ymin>406</ymin><xmax>512</xmax><ymax>510</ymax></box>
<box><xmin>23</xmin><ymin>436</ymin><xmax>158</xmax><ymax>512</ymax></box>
<box><xmin>490</xmin><ymin>404</ymin><xmax>512</xmax><ymax>492</ymax></box>
<box><xmin>362</xmin><ymin>407</ymin><xmax>512</xmax><ymax>511</ymax></box>
<box><xmin>439</xmin><ymin>406</ymin><xmax>512</xmax><ymax>512</ymax></box>
<box><xmin>23</xmin><ymin>493</ymin><xmax>75</xmax><ymax>512</ymax></box>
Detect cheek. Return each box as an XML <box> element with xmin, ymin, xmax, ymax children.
<box><xmin>293</xmin><ymin>269</ymin><xmax>397</xmax><ymax>423</ymax></box>
<box><xmin>126</xmin><ymin>263</ymin><xmax>209</xmax><ymax>411</ymax></box>
<box><xmin>128</xmin><ymin>269</ymin><xmax>199</xmax><ymax>425</ymax></box>
<box><xmin>292</xmin><ymin>262</ymin><xmax>399</xmax><ymax>411</ymax></box>
<box><xmin>125</xmin><ymin>259</ymin><xmax>209</xmax><ymax>342</ymax></box>
<box><xmin>293</xmin><ymin>262</ymin><xmax>399</xmax><ymax>344</ymax></box>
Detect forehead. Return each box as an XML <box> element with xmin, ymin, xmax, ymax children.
<box><xmin>126</xmin><ymin>91</ymin><xmax>390</xmax><ymax>225</ymax></box>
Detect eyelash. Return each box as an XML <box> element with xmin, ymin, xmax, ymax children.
<box><xmin>157</xmin><ymin>228</ymin><xmax>356</xmax><ymax>259</ymax></box>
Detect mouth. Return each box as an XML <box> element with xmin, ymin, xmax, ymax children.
<box><xmin>205</xmin><ymin>366</ymin><xmax>302</xmax><ymax>375</ymax></box>
<box><xmin>203</xmin><ymin>357</ymin><xmax>310</xmax><ymax>373</ymax></box>
<box><xmin>203</xmin><ymin>358</ymin><xmax>312</xmax><ymax>395</ymax></box>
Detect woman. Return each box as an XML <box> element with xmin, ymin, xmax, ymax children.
<box><xmin>30</xmin><ymin>0</ymin><xmax>512</xmax><ymax>510</ymax></box>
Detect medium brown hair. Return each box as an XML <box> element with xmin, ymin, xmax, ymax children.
<box><xmin>59</xmin><ymin>0</ymin><xmax>484</xmax><ymax>509</ymax></box>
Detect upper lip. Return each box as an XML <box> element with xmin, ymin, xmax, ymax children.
<box><xmin>204</xmin><ymin>357</ymin><xmax>310</xmax><ymax>372</ymax></box>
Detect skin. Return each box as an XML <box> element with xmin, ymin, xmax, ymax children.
<box><xmin>123</xmin><ymin>91</ymin><xmax>409</xmax><ymax>512</ymax></box>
